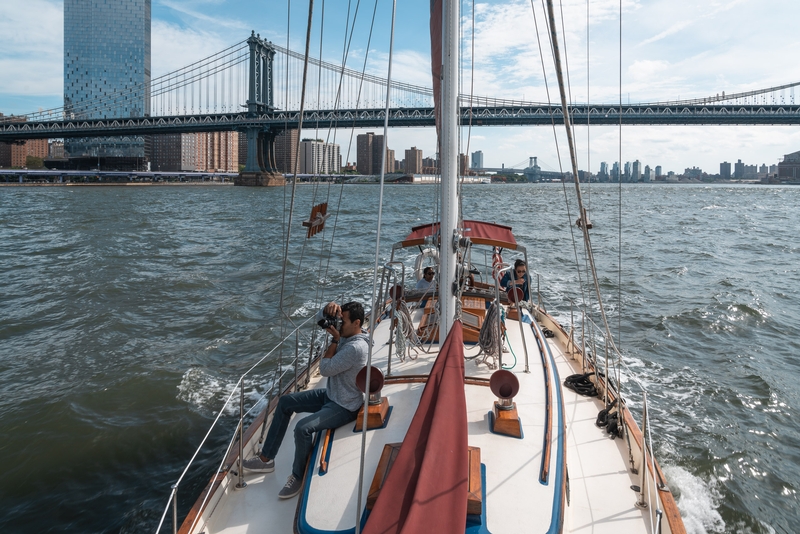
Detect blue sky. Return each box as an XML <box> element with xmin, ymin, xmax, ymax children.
<box><xmin>2</xmin><ymin>0</ymin><xmax>800</xmax><ymax>173</ymax></box>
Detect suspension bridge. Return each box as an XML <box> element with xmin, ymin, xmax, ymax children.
<box><xmin>2</xmin><ymin>32</ymin><xmax>800</xmax><ymax>178</ymax></box>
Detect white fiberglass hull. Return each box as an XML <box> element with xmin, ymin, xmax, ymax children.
<box><xmin>179</xmin><ymin>301</ymin><xmax>683</xmax><ymax>534</ymax></box>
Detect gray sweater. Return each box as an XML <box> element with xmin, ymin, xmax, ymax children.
<box><xmin>319</xmin><ymin>331</ymin><xmax>370</xmax><ymax>411</ymax></box>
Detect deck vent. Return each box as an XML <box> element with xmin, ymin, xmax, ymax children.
<box><xmin>489</xmin><ymin>370</ymin><xmax>523</xmax><ymax>438</ymax></box>
<box><xmin>355</xmin><ymin>366</ymin><xmax>390</xmax><ymax>430</ymax></box>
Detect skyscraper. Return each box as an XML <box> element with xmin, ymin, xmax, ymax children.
<box><xmin>720</xmin><ymin>161</ymin><xmax>731</xmax><ymax>180</ymax></box>
<box><xmin>471</xmin><ymin>150</ymin><xmax>483</xmax><ymax>169</ymax></box>
<box><xmin>632</xmin><ymin>160</ymin><xmax>641</xmax><ymax>181</ymax></box>
<box><xmin>64</xmin><ymin>0</ymin><xmax>151</xmax><ymax>162</ymax></box>
<box><xmin>405</xmin><ymin>147</ymin><xmax>423</xmax><ymax>174</ymax></box>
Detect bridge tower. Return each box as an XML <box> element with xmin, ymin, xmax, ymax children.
<box><xmin>237</xmin><ymin>31</ymin><xmax>285</xmax><ymax>186</ymax></box>
<box><xmin>523</xmin><ymin>157</ymin><xmax>541</xmax><ymax>182</ymax></box>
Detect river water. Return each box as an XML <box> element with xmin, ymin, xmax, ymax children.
<box><xmin>0</xmin><ymin>183</ymin><xmax>797</xmax><ymax>533</ymax></box>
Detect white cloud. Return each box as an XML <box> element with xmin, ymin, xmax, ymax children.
<box><xmin>151</xmin><ymin>20</ymin><xmax>232</xmax><ymax>77</ymax></box>
<box><xmin>0</xmin><ymin>0</ymin><xmax>63</xmax><ymax>99</ymax></box>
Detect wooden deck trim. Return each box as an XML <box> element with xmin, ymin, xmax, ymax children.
<box><xmin>530</xmin><ymin>319</ymin><xmax>553</xmax><ymax>483</ymax></box>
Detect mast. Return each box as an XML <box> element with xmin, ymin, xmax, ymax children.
<box><xmin>439</xmin><ymin>0</ymin><xmax>459</xmax><ymax>342</ymax></box>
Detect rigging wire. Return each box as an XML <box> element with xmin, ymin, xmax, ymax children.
<box><xmin>355</xmin><ymin>5</ymin><xmax>397</xmax><ymax>530</ymax></box>
<box><xmin>461</xmin><ymin>0</ymin><xmax>477</xmax><ymax>224</ymax></box>
<box><xmin>543</xmin><ymin>0</ymin><xmax>622</xmax><ymax>369</ymax></box>
<box><xmin>529</xmin><ymin>0</ymin><xmax>588</xmax><ymax>315</ymax></box>
<box><xmin>314</xmin><ymin>0</ymin><xmax>369</xmax><ymax>316</ymax></box>
<box><xmin>618</xmin><ymin>0</ymin><xmax>624</xmax><ymax>351</ymax></box>
<box><xmin>279</xmin><ymin>0</ymin><xmax>316</xmax><ymax>340</ymax></box>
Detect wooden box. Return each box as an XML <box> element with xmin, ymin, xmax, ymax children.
<box><xmin>367</xmin><ymin>443</ymin><xmax>483</xmax><ymax>516</ymax></box>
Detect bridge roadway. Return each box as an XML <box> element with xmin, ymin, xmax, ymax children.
<box><xmin>3</xmin><ymin>103</ymin><xmax>800</xmax><ymax>141</ymax></box>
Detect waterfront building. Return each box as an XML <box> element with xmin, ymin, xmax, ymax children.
<box><xmin>0</xmin><ymin>138</ymin><xmax>48</xmax><ymax>168</ymax></box>
<box><xmin>734</xmin><ymin>159</ymin><xmax>745</xmax><ymax>179</ymax></box>
<box><xmin>151</xmin><ymin>133</ymin><xmax>203</xmax><ymax>172</ymax></box>
<box><xmin>598</xmin><ymin>161</ymin><xmax>608</xmax><ymax>181</ymax></box>
<box><xmin>720</xmin><ymin>161</ymin><xmax>731</xmax><ymax>180</ymax></box>
<box><xmin>372</xmin><ymin>135</ymin><xmax>391</xmax><ymax>174</ymax></box>
<box><xmin>624</xmin><ymin>161</ymin><xmax>631</xmax><ymax>181</ymax></box>
<box><xmin>684</xmin><ymin>166</ymin><xmax>703</xmax><ymax>179</ymax></box>
<box><xmin>632</xmin><ymin>160</ymin><xmax>641</xmax><ymax>181</ymax></box>
<box><xmin>356</xmin><ymin>132</ymin><xmax>393</xmax><ymax>174</ymax></box>
<box><xmin>49</xmin><ymin>141</ymin><xmax>66</xmax><ymax>159</ymax></box>
<box><xmin>611</xmin><ymin>162</ymin><xmax>620</xmax><ymax>182</ymax></box>
<box><xmin>276</xmin><ymin>130</ymin><xmax>300</xmax><ymax>174</ymax></box>
<box><xmin>405</xmin><ymin>147</ymin><xmax>423</xmax><ymax>174</ymax></box>
<box><xmin>421</xmin><ymin>156</ymin><xmax>438</xmax><ymax>174</ymax></box>
<box><xmin>471</xmin><ymin>150</ymin><xmax>484</xmax><ymax>169</ymax></box>
<box><xmin>386</xmin><ymin>150</ymin><xmax>396</xmax><ymax>173</ymax></box>
<box><xmin>197</xmin><ymin>132</ymin><xmax>239</xmax><ymax>172</ymax></box>
<box><xmin>299</xmin><ymin>139</ymin><xmax>341</xmax><ymax>175</ymax></box>
<box><xmin>151</xmin><ymin>134</ymin><xmax>182</xmax><ymax>171</ymax></box>
<box><xmin>64</xmin><ymin>0</ymin><xmax>151</xmax><ymax>167</ymax></box>
<box><xmin>778</xmin><ymin>150</ymin><xmax>800</xmax><ymax>180</ymax></box>
<box><xmin>655</xmin><ymin>165</ymin><xmax>662</xmax><ymax>177</ymax></box>
<box><xmin>356</xmin><ymin>133</ymin><xmax>374</xmax><ymax>174</ymax></box>
<box><xmin>460</xmin><ymin>154</ymin><xmax>469</xmax><ymax>175</ymax></box>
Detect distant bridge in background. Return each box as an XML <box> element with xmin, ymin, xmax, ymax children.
<box><xmin>2</xmin><ymin>33</ymin><xmax>800</xmax><ymax>176</ymax></box>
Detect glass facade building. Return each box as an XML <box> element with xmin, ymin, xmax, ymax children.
<box><xmin>64</xmin><ymin>0</ymin><xmax>151</xmax><ymax>159</ymax></box>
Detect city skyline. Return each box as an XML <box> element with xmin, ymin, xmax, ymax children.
<box><xmin>1</xmin><ymin>0</ymin><xmax>800</xmax><ymax>172</ymax></box>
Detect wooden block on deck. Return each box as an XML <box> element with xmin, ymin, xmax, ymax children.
<box><xmin>492</xmin><ymin>402</ymin><xmax>522</xmax><ymax>438</ymax></box>
<box><xmin>467</xmin><ymin>446</ymin><xmax>483</xmax><ymax>516</ymax></box>
<box><xmin>354</xmin><ymin>397</ymin><xmax>390</xmax><ymax>431</ymax></box>
<box><xmin>367</xmin><ymin>443</ymin><xmax>483</xmax><ymax>516</ymax></box>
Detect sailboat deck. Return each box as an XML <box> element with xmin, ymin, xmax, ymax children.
<box><xmin>192</xmin><ymin>306</ymin><xmax>655</xmax><ymax>534</ymax></box>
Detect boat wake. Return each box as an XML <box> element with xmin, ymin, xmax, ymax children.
<box><xmin>662</xmin><ymin>465</ymin><xmax>725</xmax><ymax>534</ymax></box>
<box><xmin>177</xmin><ymin>367</ymin><xmax>268</xmax><ymax>417</ymax></box>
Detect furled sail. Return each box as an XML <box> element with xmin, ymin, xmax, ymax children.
<box><xmin>363</xmin><ymin>321</ymin><xmax>468</xmax><ymax>534</ymax></box>
<box><xmin>430</xmin><ymin>0</ymin><xmax>442</xmax><ymax>134</ymax></box>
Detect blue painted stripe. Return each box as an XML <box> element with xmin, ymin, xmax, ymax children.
<box><xmin>297</xmin><ymin>432</ymin><xmax>369</xmax><ymax>534</ymax></box>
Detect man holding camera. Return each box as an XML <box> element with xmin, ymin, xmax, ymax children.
<box><xmin>242</xmin><ymin>301</ymin><xmax>369</xmax><ymax>499</ymax></box>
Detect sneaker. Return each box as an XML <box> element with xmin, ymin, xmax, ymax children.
<box><xmin>278</xmin><ymin>474</ymin><xmax>303</xmax><ymax>499</ymax></box>
<box><xmin>242</xmin><ymin>456</ymin><xmax>274</xmax><ymax>473</ymax></box>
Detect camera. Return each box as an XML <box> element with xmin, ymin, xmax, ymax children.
<box><xmin>317</xmin><ymin>314</ymin><xmax>342</xmax><ymax>331</ymax></box>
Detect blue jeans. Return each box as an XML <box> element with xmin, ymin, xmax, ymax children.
<box><xmin>260</xmin><ymin>388</ymin><xmax>359</xmax><ymax>479</ymax></box>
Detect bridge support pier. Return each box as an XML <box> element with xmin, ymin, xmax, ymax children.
<box><xmin>236</xmin><ymin>125</ymin><xmax>284</xmax><ymax>186</ymax></box>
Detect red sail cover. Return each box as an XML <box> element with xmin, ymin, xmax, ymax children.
<box><xmin>430</xmin><ymin>0</ymin><xmax>442</xmax><ymax>135</ymax></box>
<box><xmin>363</xmin><ymin>321</ymin><xmax>468</xmax><ymax>534</ymax></box>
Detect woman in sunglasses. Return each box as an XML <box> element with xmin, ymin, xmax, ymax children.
<box><xmin>500</xmin><ymin>259</ymin><xmax>531</xmax><ymax>302</ymax></box>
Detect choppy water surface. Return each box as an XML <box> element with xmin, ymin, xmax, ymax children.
<box><xmin>0</xmin><ymin>183</ymin><xmax>798</xmax><ymax>533</ymax></box>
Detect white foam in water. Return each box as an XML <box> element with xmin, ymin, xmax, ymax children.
<box><xmin>178</xmin><ymin>367</ymin><xmax>274</xmax><ymax>418</ymax></box>
<box><xmin>662</xmin><ymin>465</ymin><xmax>725</xmax><ymax>534</ymax></box>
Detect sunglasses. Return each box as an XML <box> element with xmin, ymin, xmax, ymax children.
<box><xmin>516</xmin><ymin>269</ymin><xmax>526</xmax><ymax>275</ymax></box>
<box><xmin>424</xmin><ymin>271</ymin><xmax>434</xmax><ymax>277</ymax></box>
